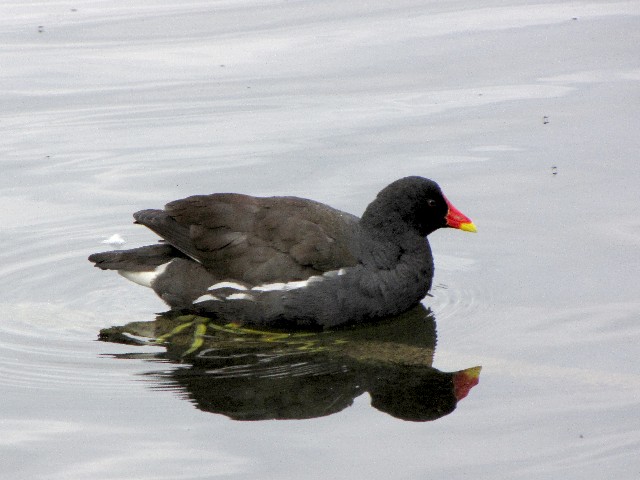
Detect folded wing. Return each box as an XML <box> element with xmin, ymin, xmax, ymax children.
<box><xmin>133</xmin><ymin>194</ymin><xmax>361</xmax><ymax>284</ymax></box>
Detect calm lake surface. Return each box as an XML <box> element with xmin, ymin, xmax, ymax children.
<box><xmin>1</xmin><ymin>1</ymin><xmax>639</xmax><ymax>479</ymax></box>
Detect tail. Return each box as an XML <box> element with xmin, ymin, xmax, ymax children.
<box><xmin>133</xmin><ymin>209</ymin><xmax>201</xmax><ymax>263</ymax></box>
<box><xmin>88</xmin><ymin>244</ymin><xmax>186</xmax><ymax>271</ymax></box>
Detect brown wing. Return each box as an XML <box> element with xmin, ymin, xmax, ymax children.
<box><xmin>134</xmin><ymin>193</ymin><xmax>360</xmax><ymax>284</ymax></box>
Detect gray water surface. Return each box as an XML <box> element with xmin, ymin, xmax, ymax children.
<box><xmin>1</xmin><ymin>2</ymin><xmax>639</xmax><ymax>479</ymax></box>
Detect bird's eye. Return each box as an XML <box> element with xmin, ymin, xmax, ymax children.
<box><xmin>427</xmin><ymin>199</ymin><xmax>437</xmax><ymax>207</ymax></box>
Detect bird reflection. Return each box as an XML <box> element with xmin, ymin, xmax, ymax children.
<box><xmin>100</xmin><ymin>305</ymin><xmax>480</xmax><ymax>422</ymax></box>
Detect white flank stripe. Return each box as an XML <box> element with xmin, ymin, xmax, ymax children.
<box><xmin>285</xmin><ymin>280</ymin><xmax>310</xmax><ymax>289</ymax></box>
<box><xmin>208</xmin><ymin>281</ymin><xmax>248</xmax><ymax>291</ymax></box>
<box><xmin>194</xmin><ymin>294</ymin><xmax>221</xmax><ymax>303</ymax></box>
<box><xmin>322</xmin><ymin>267</ymin><xmax>348</xmax><ymax>278</ymax></box>
<box><xmin>227</xmin><ymin>293</ymin><xmax>254</xmax><ymax>301</ymax></box>
<box><xmin>118</xmin><ymin>261</ymin><xmax>171</xmax><ymax>288</ymax></box>
<box><xmin>251</xmin><ymin>282</ymin><xmax>287</xmax><ymax>292</ymax></box>
<box><xmin>251</xmin><ymin>275</ymin><xmax>325</xmax><ymax>292</ymax></box>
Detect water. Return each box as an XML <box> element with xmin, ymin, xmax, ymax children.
<box><xmin>1</xmin><ymin>1</ymin><xmax>639</xmax><ymax>478</ymax></box>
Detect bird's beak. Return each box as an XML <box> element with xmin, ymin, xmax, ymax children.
<box><xmin>452</xmin><ymin>366</ymin><xmax>482</xmax><ymax>400</ymax></box>
<box><xmin>444</xmin><ymin>196</ymin><xmax>477</xmax><ymax>232</ymax></box>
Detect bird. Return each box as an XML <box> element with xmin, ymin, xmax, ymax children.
<box><xmin>89</xmin><ymin>176</ymin><xmax>476</xmax><ymax>329</ymax></box>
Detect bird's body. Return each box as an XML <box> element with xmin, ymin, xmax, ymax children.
<box><xmin>89</xmin><ymin>176</ymin><xmax>475</xmax><ymax>329</ymax></box>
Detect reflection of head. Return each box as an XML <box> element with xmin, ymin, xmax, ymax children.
<box><xmin>368</xmin><ymin>365</ymin><xmax>458</xmax><ymax>421</ymax></box>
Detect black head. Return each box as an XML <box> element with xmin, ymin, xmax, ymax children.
<box><xmin>361</xmin><ymin>176</ymin><xmax>475</xmax><ymax>237</ymax></box>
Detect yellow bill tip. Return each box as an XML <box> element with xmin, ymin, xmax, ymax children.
<box><xmin>459</xmin><ymin>221</ymin><xmax>477</xmax><ymax>233</ymax></box>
